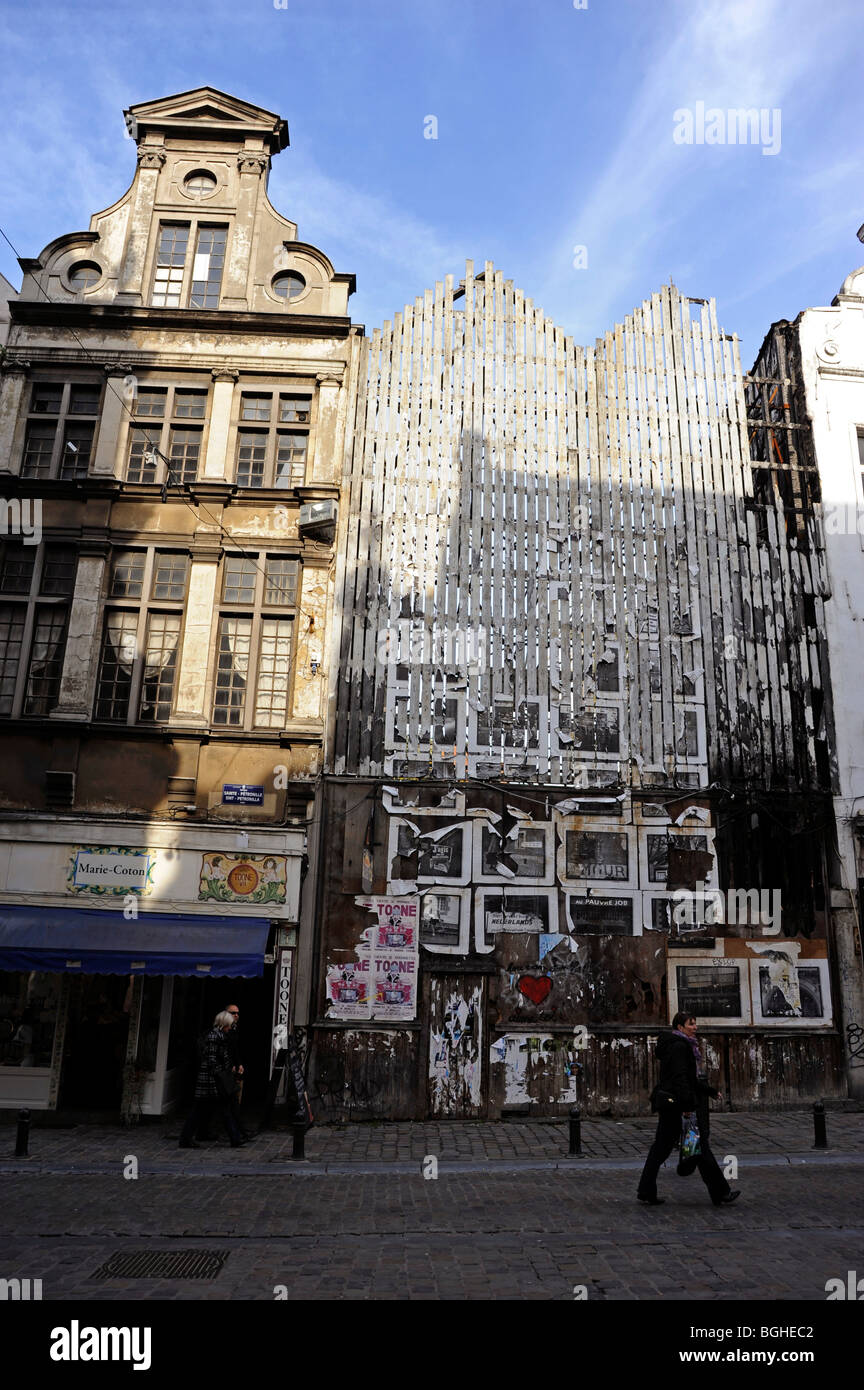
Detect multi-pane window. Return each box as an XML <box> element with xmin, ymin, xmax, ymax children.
<box><xmin>212</xmin><ymin>551</ymin><xmax>299</xmax><ymax>729</ymax></box>
<box><xmin>234</xmin><ymin>390</ymin><xmax>313</xmax><ymax>488</ymax></box>
<box><xmin>125</xmin><ymin>384</ymin><xmax>207</xmax><ymax>486</ymax></box>
<box><xmin>151</xmin><ymin>223</ymin><xmax>189</xmax><ymax>307</ymax></box>
<box><xmin>150</xmin><ymin>221</ymin><xmax>228</xmax><ymax>309</ymax></box>
<box><xmin>189</xmin><ymin>226</ymin><xmax>227</xmax><ymax>309</ymax></box>
<box><xmin>94</xmin><ymin>549</ymin><xmax>188</xmax><ymax>724</ymax></box>
<box><xmin>24</xmin><ymin>609</ymin><xmax>68</xmax><ymax>714</ymax></box>
<box><xmin>21</xmin><ymin>382</ymin><xmax>101</xmax><ymax>480</ymax></box>
<box><xmin>0</xmin><ymin>543</ymin><xmax>76</xmax><ymax>717</ymax></box>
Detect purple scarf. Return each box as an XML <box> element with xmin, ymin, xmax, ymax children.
<box><xmin>673</xmin><ymin>1027</ymin><xmax>706</xmax><ymax>1077</ymax></box>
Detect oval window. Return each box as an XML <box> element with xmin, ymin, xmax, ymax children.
<box><xmin>183</xmin><ymin>170</ymin><xmax>217</xmax><ymax>199</ymax></box>
<box><xmin>272</xmin><ymin>272</ymin><xmax>306</xmax><ymax>300</ymax></box>
<box><xmin>68</xmin><ymin>261</ymin><xmax>102</xmax><ymax>291</ymax></box>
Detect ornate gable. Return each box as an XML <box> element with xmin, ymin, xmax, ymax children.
<box><xmin>125</xmin><ymin>87</ymin><xmax>289</xmax><ymax>153</ymax></box>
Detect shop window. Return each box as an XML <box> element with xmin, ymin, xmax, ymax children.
<box><xmin>0</xmin><ymin>971</ymin><xmax>61</xmax><ymax>1069</ymax></box>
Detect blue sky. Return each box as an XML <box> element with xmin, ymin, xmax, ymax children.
<box><xmin>0</xmin><ymin>0</ymin><xmax>862</xmax><ymax>362</ymax></box>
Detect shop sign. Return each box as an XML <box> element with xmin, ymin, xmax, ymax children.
<box><xmin>271</xmin><ymin>948</ymin><xmax>293</xmax><ymax>1071</ymax></box>
<box><xmin>198</xmin><ymin>852</ymin><xmax>287</xmax><ymax>904</ymax></box>
<box><xmin>67</xmin><ymin>846</ymin><xmax>156</xmax><ymax>896</ymax></box>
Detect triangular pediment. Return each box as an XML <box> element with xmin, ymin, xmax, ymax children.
<box><xmin>126</xmin><ymin>87</ymin><xmax>289</xmax><ymax>152</ymax></box>
<box><xmin>182</xmin><ymin>104</ymin><xmax>244</xmax><ymax>123</ymax></box>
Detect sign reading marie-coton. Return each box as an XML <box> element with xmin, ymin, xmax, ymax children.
<box><xmin>68</xmin><ymin>846</ymin><xmax>156</xmax><ymax>896</ymax></box>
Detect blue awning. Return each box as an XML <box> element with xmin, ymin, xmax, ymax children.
<box><xmin>0</xmin><ymin>905</ymin><xmax>271</xmax><ymax>978</ymax></box>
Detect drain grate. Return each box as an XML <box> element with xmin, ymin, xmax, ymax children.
<box><xmin>91</xmin><ymin>1249</ymin><xmax>229</xmax><ymax>1281</ymax></box>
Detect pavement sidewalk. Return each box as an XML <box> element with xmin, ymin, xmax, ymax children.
<box><xmin>2</xmin><ymin>1108</ymin><xmax>863</xmax><ymax>1177</ymax></box>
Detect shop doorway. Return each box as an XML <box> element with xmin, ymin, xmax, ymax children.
<box><xmin>161</xmin><ymin>969</ymin><xmax>276</xmax><ymax>1121</ymax></box>
<box><xmin>188</xmin><ymin>971</ymin><xmax>275</xmax><ymax>1107</ymax></box>
<box><xmin>59</xmin><ymin>974</ymin><xmax>132</xmax><ymax>1111</ymax></box>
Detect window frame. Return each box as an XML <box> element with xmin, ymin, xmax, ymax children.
<box><xmin>667</xmin><ymin>953</ymin><xmax>750</xmax><ymax>1027</ymax></box>
<box><xmin>19</xmin><ymin>380</ymin><xmax>102</xmax><ymax>481</ymax></box>
<box><xmin>231</xmin><ymin>386</ymin><xmax>315</xmax><ymax>490</ymax></box>
<box><xmin>150</xmin><ymin>219</ymin><xmax>230</xmax><ymax>310</ymax></box>
<box><xmin>93</xmin><ymin>547</ymin><xmax>190</xmax><ymax>725</ymax></box>
<box><xmin>210</xmin><ymin>549</ymin><xmax>300</xmax><ymax>730</ymax></box>
<box><xmin>0</xmin><ymin>541</ymin><xmax>77</xmax><ymax>718</ymax></box>
<box><xmin>124</xmin><ymin>382</ymin><xmax>209</xmax><ymax>487</ymax></box>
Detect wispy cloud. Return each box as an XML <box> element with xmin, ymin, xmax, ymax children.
<box><xmin>272</xmin><ymin>152</ymin><xmax>466</xmax><ymax>323</ymax></box>
<box><xmin>537</xmin><ymin>0</ymin><xmax>861</xmax><ymax>340</ymax></box>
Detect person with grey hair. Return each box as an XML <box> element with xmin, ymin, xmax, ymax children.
<box><xmin>179</xmin><ymin>1010</ymin><xmax>248</xmax><ymax>1149</ymax></box>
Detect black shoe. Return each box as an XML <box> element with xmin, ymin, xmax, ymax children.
<box><xmin>230</xmin><ymin>1139</ymin><xmax>246</xmax><ymax>1148</ymax></box>
<box><xmin>637</xmin><ymin>1195</ymin><xmax>665</xmax><ymax>1206</ymax></box>
<box><xmin>179</xmin><ymin>1140</ymin><xmax>201</xmax><ymax>1150</ymax></box>
<box><xmin>714</xmin><ymin>1190</ymin><xmax>741</xmax><ymax>1207</ymax></box>
<box><xmin>240</xmin><ymin>1130</ymin><xmax>256</xmax><ymax>1140</ymax></box>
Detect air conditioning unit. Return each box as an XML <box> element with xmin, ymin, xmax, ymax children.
<box><xmin>299</xmin><ymin>499</ymin><xmax>337</xmax><ymax>530</ymax></box>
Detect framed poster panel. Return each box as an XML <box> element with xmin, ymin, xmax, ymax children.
<box><xmin>748</xmin><ymin>957</ymin><xmax>832</xmax><ymax>1028</ymax></box>
<box><xmin>642</xmin><ymin>891</ymin><xmax>679</xmax><ymax>934</ymax></box>
<box><xmin>469</xmin><ymin>696</ymin><xmax>548</xmax><ymax>760</ymax></box>
<box><xmin>419</xmin><ymin>887</ymin><xmax>471</xmax><ymax>955</ymax></box>
<box><xmin>385</xmin><ymin>688</ymin><xmax>467</xmax><ymax>753</ymax></box>
<box><xmin>566</xmin><ymin>891</ymin><xmax>637</xmax><ymax>936</ymax></box>
<box><xmin>382</xmin><ymin>785</ymin><xmax>465</xmax><ymax>818</ymax></box>
<box><xmin>474</xmin><ymin>887</ymin><xmax>558</xmax><ymax>953</ymax></box>
<box><xmin>556</xmin><ymin>820</ymin><xmax>637</xmax><ymax>889</ymax></box>
<box><xmin>667</xmin><ymin>954</ymin><xmax>750</xmax><ymax>1026</ymax></box>
<box><xmin>386</xmin><ymin>819</ymin><xmax>471</xmax><ymax>887</ymax></box>
<box><xmin>552</xmin><ymin>702</ymin><xmax>624</xmax><ymax>760</ymax></box>
<box><xmin>639</xmin><ymin>827</ymin><xmax>717</xmax><ymax>889</ymax></box>
<box><xmin>472</xmin><ymin>821</ymin><xmax>554</xmax><ymax>886</ymax></box>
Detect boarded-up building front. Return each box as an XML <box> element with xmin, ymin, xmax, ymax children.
<box><xmin>308</xmin><ymin>263</ymin><xmax>860</xmax><ymax>1118</ymax></box>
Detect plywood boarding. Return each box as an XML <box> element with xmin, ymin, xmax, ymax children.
<box><xmin>334</xmin><ymin>265</ymin><xmax>826</xmax><ymax>792</ymax></box>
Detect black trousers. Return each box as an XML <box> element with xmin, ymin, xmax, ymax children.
<box><xmin>180</xmin><ymin>1095</ymin><xmax>241</xmax><ymax>1146</ymax></box>
<box><xmin>637</xmin><ymin>1105</ymin><xmax>730</xmax><ymax>1203</ymax></box>
<box><xmin>195</xmin><ymin>1090</ymin><xmax>245</xmax><ymax>1139</ymax></box>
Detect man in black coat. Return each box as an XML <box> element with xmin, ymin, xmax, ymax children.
<box><xmin>636</xmin><ymin>1011</ymin><xmax>741</xmax><ymax>1207</ymax></box>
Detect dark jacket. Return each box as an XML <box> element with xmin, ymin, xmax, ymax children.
<box><xmin>225</xmin><ymin>1024</ymin><xmax>242</xmax><ymax>1071</ymax></box>
<box><xmin>651</xmin><ymin>1031</ymin><xmax>718</xmax><ymax>1113</ymax></box>
<box><xmin>194</xmin><ymin>1027</ymin><xmax>232</xmax><ymax>1099</ymax></box>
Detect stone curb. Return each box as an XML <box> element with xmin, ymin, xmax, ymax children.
<box><xmin>2</xmin><ymin>1150</ymin><xmax>863</xmax><ymax>1178</ymax></box>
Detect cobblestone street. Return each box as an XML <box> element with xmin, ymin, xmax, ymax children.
<box><xmin>2</xmin><ymin>1112</ymin><xmax>862</xmax><ymax>1302</ymax></box>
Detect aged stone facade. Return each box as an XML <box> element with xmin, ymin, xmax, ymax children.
<box><xmin>0</xmin><ymin>89</ymin><xmax>359</xmax><ymax>1114</ymax></box>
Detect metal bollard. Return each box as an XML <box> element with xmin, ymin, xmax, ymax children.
<box><xmin>813</xmin><ymin>1100</ymin><xmax>828</xmax><ymax>1149</ymax></box>
<box><xmin>15</xmin><ymin>1108</ymin><xmax>31</xmax><ymax>1158</ymax></box>
<box><xmin>568</xmin><ymin>1106</ymin><xmax>584</xmax><ymax>1157</ymax></box>
<box><xmin>291</xmin><ymin>1122</ymin><xmax>306</xmax><ymax>1160</ymax></box>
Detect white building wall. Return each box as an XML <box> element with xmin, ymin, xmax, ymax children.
<box><xmin>798</xmin><ymin>265</ymin><xmax>864</xmax><ymax>1093</ymax></box>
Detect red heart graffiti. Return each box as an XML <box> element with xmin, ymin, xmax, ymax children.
<box><xmin>518</xmin><ymin>975</ymin><xmax>552</xmax><ymax>1005</ymax></box>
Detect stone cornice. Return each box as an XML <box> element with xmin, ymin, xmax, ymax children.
<box><xmin>2</xmin><ymin>350</ymin><xmax>349</xmax><ymax>378</ymax></box>
<box><xmin>10</xmin><ymin>301</ymin><xmax>354</xmax><ymax>340</ymax></box>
